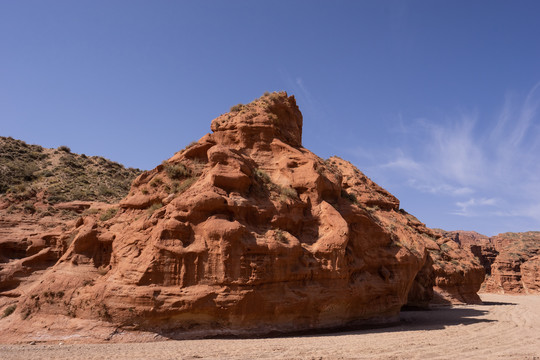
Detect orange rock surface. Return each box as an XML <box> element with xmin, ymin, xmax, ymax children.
<box><xmin>482</xmin><ymin>232</ymin><xmax>540</xmax><ymax>294</ymax></box>
<box><xmin>430</xmin><ymin>231</ymin><xmax>485</xmax><ymax>304</ymax></box>
<box><xmin>0</xmin><ymin>92</ymin><xmax>487</xmax><ymax>342</ymax></box>
<box><xmin>438</xmin><ymin>230</ymin><xmax>540</xmax><ymax>295</ymax></box>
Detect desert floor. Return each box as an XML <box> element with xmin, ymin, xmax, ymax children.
<box><xmin>1</xmin><ymin>293</ymin><xmax>539</xmax><ymax>360</ymax></box>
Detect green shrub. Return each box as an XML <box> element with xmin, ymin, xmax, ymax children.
<box><xmin>174</xmin><ymin>177</ymin><xmax>197</xmax><ymax>194</ymax></box>
<box><xmin>184</xmin><ymin>141</ymin><xmax>198</xmax><ymax>150</ymax></box>
<box><xmin>341</xmin><ymin>189</ymin><xmax>358</xmax><ymax>204</ymax></box>
<box><xmin>58</xmin><ymin>145</ymin><xmax>71</xmax><ymax>153</ymax></box>
<box><xmin>23</xmin><ymin>202</ymin><xmax>36</xmax><ymax>214</ymax></box>
<box><xmin>230</xmin><ymin>103</ymin><xmax>244</xmax><ymax>112</ymax></box>
<box><xmin>149</xmin><ymin>177</ymin><xmax>163</xmax><ymax>187</ymax></box>
<box><xmin>254</xmin><ymin>168</ymin><xmax>271</xmax><ymax>184</ymax></box>
<box><xmin>163</xmin><ymin>162</ymin><xmax>190</xmax><ymax>179</ymax></box>
<box><xmin>147</xmin><ymin>202</ymin><xmax>163</xmax><ymax>215</ymax></box>
<box><xmin>274</xmin><ymin>229</ymin><xmax>286</xmax><ymax>243</ymax></box>
<box><xmin>100</xmin><ymin>208</ymin><xmax>118</xmax><ymax>221</ymax></box>
<box><xmin>280</xmin><ymin>186</ymin><xmax>297</xmax><ymax>199</ymax></box>
<box><xmin>2</xmin><ymin>305</ymin><xmax>16</xmax><ymax>318</ymax></box>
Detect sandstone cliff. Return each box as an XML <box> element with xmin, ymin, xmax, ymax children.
<box><xmin>440</xmin><ymin>230</ymin><xmax>540</xmax><ymax>294</ymax></box>
<box><xmin>0</xmin><ymin>92</ymin><xmax>439</xmax><ymax>341</ymax></box>
<box><xmin>483</xmin><ymin>232</ymin><xmax>540</xmax><ymax>294</ymax></box>
<box><xmin>0</xmin><ymin>92</ymin><xmax>487</xmax><ymax>342</ymax></box>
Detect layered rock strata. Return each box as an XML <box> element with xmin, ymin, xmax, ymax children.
<box><xmin>441</xmin><ymin>230</ymin><xmax>540</xmax><ymax>294</ymax></box>
<box><xmin>483</xmin><ymin>232</ymin><xmax>540</xmax><ymax>294</ymax></box>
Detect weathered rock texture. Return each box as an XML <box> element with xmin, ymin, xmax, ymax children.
<box><xmin>483</xmin><ymin>232</ymin><xmax>540</xmax><ymax>294</ymax></box>
<box><xmin>441</xmin><ymin>230</ymin><xmax>540</xmax><ymax>294</ymax></box>
<box><xmin>429</xmin><ymin>230</ymin><xmax>485</xmax><ymax>304</ymax></box>
<box><xmin>0</xmin><ymin>92</ymin><xmax>447</xmax><ymax>341</ymax></box>
<box><xmin>436</xmin><ymin>231</ymin><xmax>497</xmax><ymax>275</ymax></box>
<box><xmin>0</xmin><ymin>139</ymin><xmax>141</xmax><ymax>338</ymax></box>
<box><xmin>0</xmin><ymin>92</ymin><xmax>491</xmax><ymax>342</ymax></box>
<box><xmin>0</xmin><ymin>202</ymin><xmax>116</xmax><ymax>312</ymax></box>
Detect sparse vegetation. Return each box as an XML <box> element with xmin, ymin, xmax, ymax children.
<box><xmin>174</xmin><ymin>177</ymin><xmax>197</xmax><ymax>194</ymax></box>
<box><xmin>147</xmin><ymin>202</ymin><xmax>163</xmax><ymax>215</ymax></box>
<box><xmin>279</xmin><ymin>186</ymin><xmax>297</xmax><ymax>200</ymax></box>
<box><xmin>2</xmin><ymin>305</ymin><xmax>16</xmax><ymax>318</ymax></box>
<box><xmin>274</xmin><ymin>229</ymin><xmax>287</xmax><ymax>243</ymax></box>
<box><xmin>100</xmin><ymin>208</ymin><xmax>118</xmax><ymax>221</ymax></box>
<box><xmin>23</xmin><ymin>202</ymin><xmax>36</xmax><ymax>213</ymax></box>
<box><xmin>254</xmin><ymin>168</ymin><xmax>271</xmax><ymax>184</ymax></box>
<box><xmin>341</xmin><ymin>189</ymin><xmax>358</xmax><ymax>205</ymax></box>
<box><xmin>163</xmin><ymin>161</ymin><xmax>190</xmax><ymax>180</ymax></box>
<box><xmin>149</xmin><ymin>177</ymin><xmax>163</xmax><ymax>187</ymax></box>
<box><xmin>230</xmin><ymin>103</ymin><xmax>244</xmax><ymax>112</ymax></box>
<box><xmin>0</xmin><ymin>137</ymin><xmax>142</xmax><ymax>204</ymax></box>
<box><xmin>83</xmin><ymin>208</ymin><xmax>100</xmax><ymax>216</ymax></box>
<box><xmin>180</xmin><ymin>141</ymin><xmax>198</xmax><ymax>153</ymax></box>
<box><xmin>253</xmin><ymin>168</ymin><xmax>297</xmax><ymax>202</ymax></box>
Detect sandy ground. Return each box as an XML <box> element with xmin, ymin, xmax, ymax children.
<box><xmin>1</xmin><ymin>294</ymin><xmax>539</xmax><ymax>360</ymax></box>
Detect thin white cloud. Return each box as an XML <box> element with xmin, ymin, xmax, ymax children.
<box><xmin>380</xmin><ymin>153</ymin><xmax>422</xmax><ymax>171</ymax></box>
<box><xmin>453</xmin><ymin>197</ymin><xmax>498</xmax><ymax>217</ymax></box>
<box><xmin>354</xmin><ymin>82</ymin><xmax>540</xmax><ymax>224</ymax></box>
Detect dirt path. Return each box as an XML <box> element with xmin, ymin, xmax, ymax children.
<box><xmin>1</xmin><ymin>294</ymin><xmax>539</xmax><ymax>359</ymax></box>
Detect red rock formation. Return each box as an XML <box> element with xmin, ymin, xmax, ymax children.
<box><xmin>429</xmin><ymin>232</ymin><xmax>485</xmax><ymax>304</ymax></box>
<box><xmin>482</xmin><ymin>232</ymin><xmax>540</xmax><ymax>294</ymax></box>
<box><xmin>0</xmin><ymin>203</ymin><xmax>115</xmax><ymax>314</ymax></box>
<box><xmin>441</xmin><ymin>230</ymin><xmax>540</xmax><ymax>295</ymax></box>
<box><xmin>437</xmin><ymin>230</ymin><xmax>497</xmax><ymax>276</ymax></box>
<box><xmin>521</xmin><ymin>256</ymin><xmax>540</xmax><ymax>293</ymax></box>
<box><xmin>1</xmin><ymin>92</ymin><xmax>438</xmax><ymax>341</ymax></box>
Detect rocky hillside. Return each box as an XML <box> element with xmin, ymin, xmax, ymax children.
<box><xmin>0</xmin><ymin>92</ymin><xmax>485</xmax><ymax>343</ymax></box>
<box><xmin>0</xmin><ymin>136</ymin><xmax>141</xmax><ymax>207</ymax></box>
<box><xmin>0</xmin><ymin>138</ymin><xmax>142</xmax><ymax>322</ymax></box>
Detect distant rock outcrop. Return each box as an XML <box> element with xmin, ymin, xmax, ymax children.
<box><xmin>441</xmin><ymin>230</ymin><xmax>540</xmax><ymax>294</ymax></box>
<box><xmin>483</xmin><ymin>232</ymin><xmax>540</xmax><ymax>294</ymax></box>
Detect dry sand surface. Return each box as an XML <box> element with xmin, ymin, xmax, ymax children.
<box><xmin>1</xmin><ymin>294</ymin><xmax>539</xmax><ymax>360</ymax></box>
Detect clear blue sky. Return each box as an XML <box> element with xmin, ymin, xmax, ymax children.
<box><xmin>2</xmin><ymin>1</ymin><xmax>540</xmax><ymax>236</ymax></box>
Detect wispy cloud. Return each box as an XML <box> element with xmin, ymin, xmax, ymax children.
<box><xmin>351</xmin><ymin>82</ymin><xmax>540</xmax><ymax>224</ymax></box>
<box><xmin>453</xmin><ymin>197</ymin><xmax>498</xmax><ymax>216</ymax></box>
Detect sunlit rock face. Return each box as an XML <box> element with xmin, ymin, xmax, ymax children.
<box><xmin>2</xmin><ymin>92</ymin><xmax>449</xmax><ymax>339</ymax></box>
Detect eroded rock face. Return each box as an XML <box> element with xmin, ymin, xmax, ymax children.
<box><xmin>437</xmin><ymin>231</ymin><xmax>497</xmax><ymax>276</ymax></box>
<box><xmin>522</xmin><ymin>256</ymin><xmax>540</xmax><ymax>293</ymax></box>
<box><xmin>441</xmin><ymin>230</ymin><xmax>540</xmax><ymax>294</ymax></box>
<box><xmin>430</xmin><ymin>231</ymin><xmax>485</xmax><ymax>304</ymax></box>
<box><xmin>482</xmin><ymin>232</ymin><xmax>540</xmax><ymax>294</ymax></box>
<box><xmin>0</xmin><ymin>203</ymin><xmax>116</xmax><ymax>314</ymax></box>
<box><xmin>1</xmin><ymin>92</ymin><xmax>439</xmax><ymax>340</ymax></box>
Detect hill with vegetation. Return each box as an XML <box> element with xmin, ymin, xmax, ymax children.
<box><xmin>0</xmin><ymin>136</ymin><xmax>142</xmax><ymax>208</ymax></box>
